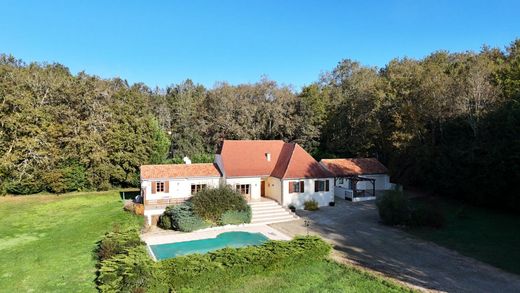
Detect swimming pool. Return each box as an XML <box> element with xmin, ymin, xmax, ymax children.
<box><xmin>149</xmin><ymin>231</ymin><xmax>269</xmax><ymax>260</ymax></box>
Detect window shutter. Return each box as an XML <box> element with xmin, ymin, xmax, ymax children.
<box><xmin>289</xmin><ymin>182</ymin><xmax>294</xmax><ymax>193</ymax></box>
<box><xmin>151</xmin><ymin>182</ymin><xmax>157</xmax><ymax>194</ymax></box>
<box><xmin>164</xmin><ymin>181</ymin><xmax>169</xmax><ymax>193</ymax></box>
<box><xmin>300</xmin><ymin>181</ymin><xmax>304</xmax><ymax>193</ymax></box>
<box><xmin>325</xmin><ymin>180</ymin><xmax>330</xmax><ymax>191</ymax></box>
<box><xmin>314</xmin><ymin>181</ymin><xmax>319</xmax><ymax>192</ymax></box>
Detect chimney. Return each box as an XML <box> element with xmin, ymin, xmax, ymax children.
<box><xmin>183</xmin><ymin>156</ymin><xmax>192</xmax><ymax>164</ymax></box>
<box><xmin>265</xmin><ymin>152</ymin><xmax>271</xmax><ymax>162</ymax></box>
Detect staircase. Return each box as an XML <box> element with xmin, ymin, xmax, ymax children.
<box><xmin>249</xmin><ymin>199</ymin><xmax>299</xmax><ymax>224</ymax></box>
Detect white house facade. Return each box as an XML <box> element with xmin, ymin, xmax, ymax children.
<box><xmin>139</xmin><ymin>141</ymin><xmax>395</xmax><ymax>224</ymax></box>
<box><xmin>140</xmin><ymin>140</ymin><xmax>338</xmax><ymax>224</ymax></box>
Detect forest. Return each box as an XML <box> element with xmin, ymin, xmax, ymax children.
<box><xmin>1</xmin><ymin>39</ymin><xmax>519</xmax><ymax>212</ymax></box>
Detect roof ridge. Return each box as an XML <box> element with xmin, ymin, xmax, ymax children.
<box><xmin>141</xmin><ymin>163</ymin><xmax>215</xmax><ymax>167</ymax></box>
<box><xmin>280</xmin><ymin>143</ymin><xmax>297</xmax><ymax>178</ymax></box>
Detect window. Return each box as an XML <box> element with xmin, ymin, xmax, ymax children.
<box><xmin>235</xmin><ymin>184</ymin><xmax>250</xmax><ymax>195</ymax></box>
<box><xmin>338</xmin><ymin>178</ymin><xmax>344</xmax><ymax>184</ymax></box>
<box><xmin>191</xmin><ymin>184</ymin><xmax>207</xmax><ymax>195</ymax></box>
<box><xmin>156</xmin><ymin>181</ymin><xmax>165</xmax><ymax>192</ymax></box>
<box><xmin>314</xmin><ymin>180</ymin><xmax>330</xmax><ymax>192</ymax></box>
<box><xmin>289</xmin><ymin>181</ymin><xmax>304</xmax><ymax>193</ymax></box>
<box><xmin>152</xmin><ymin>181</ymin><xmax>169</xmax><ymax>194</ymax></box>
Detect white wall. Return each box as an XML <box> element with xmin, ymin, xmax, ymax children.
<box><xmin>356</xmin><ymin>174</ymin><xmax>390</xmax><ymax>190</ymax></box>
<box><xmin>141</xmin><ymin>177</ymin><xmax>220</xmax><ymax>200</ymax></box>
<box><xmin>265</xmin><ymin>176</ymin><xmax>282</xmax><ymax>203</ymax></box>
<box><xmin>335</xmin><ymin>175</ymin><xmax>391</xmax><ymax>190</ymax></box>
<box><xmin>225</xmin><ymin>177</ymin><xmax>262</xmax><ymax>200</ymax></box>
<box><xmin>281</xmin><ymin>178</ymin><xmax>334</xmax><ymax>209</ymax></box>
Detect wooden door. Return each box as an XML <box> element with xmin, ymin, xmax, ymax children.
<box><xmin>261</xmin><ymin>181</ymin><xmax>265</xmax><ymax>197</ymax></box>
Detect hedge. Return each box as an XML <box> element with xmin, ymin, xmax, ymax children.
<box><xmin>158</xmin><ymin>236</ymin><xmax>331</xmax><ymax>288</ymax></box>
<box><xmin>96</xmin><ymin>227</ymin><xmax>167</xmax><ymax>293</ymax></box>
<box><xmin>96</xmin><ymin>231</ymin><xmax>332</xmax><ymax>292</ymax></box>
<box><xmin>220</xmin><ymin>205</ymin><xmax>252</xmax><ymax>225</ymax></box>
<box><xmin>376</xmin><ymin>190</ymin><xmax>445</xmax><ymax>228</ymax></box>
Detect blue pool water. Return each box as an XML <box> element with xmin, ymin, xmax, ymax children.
<box><xmin>150</xmin><ymin>231</ymin><xmax>269</xmax><ymax>260</ymax></box>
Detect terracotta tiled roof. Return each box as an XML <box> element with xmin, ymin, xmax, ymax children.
<box><xmin>219</xmin><ymin>140</ymin><xmax>333</xmax><ymax>179</ymax></box>
<box><xmin>320</xmin><ymin>158</ymin><xmax>388</xmax><ymax>176</ymax></box>
<box><xmin>140</xmin><ymin>163</ymin><xmax>221</xmax><ymax>179</ymax></box>
<box><xmin>281</xmin><ymin>144</ymin><xmax>335</xmax><ymax>179</ymax></box>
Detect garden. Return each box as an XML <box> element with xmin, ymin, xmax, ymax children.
<box><xmin>0</xmin><ymin>190</ymin><xmax>414</xmax><ymax>292</ymax></box>
<box><xmin>158</xmin><ymin>186</ymin><xmax>252</xmax><ymax>231</ymax></box>
<box><xmin>96</xmin><ymin>226</ymin><xmax>412</xmax><ymax>292</ymax></box>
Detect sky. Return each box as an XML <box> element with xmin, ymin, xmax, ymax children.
<box><xmin>1</xmin><ymin>0</ymin><xmax>519</xmax><ymax>89</ymax></box>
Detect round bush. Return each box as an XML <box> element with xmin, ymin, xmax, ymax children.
<box><xmin>304</xmin><ymin>199</ymin><xmax>319</xmax><ymax>211</ymax></box>
<box><xmin>376</xmin><ymin>190</ymin><xmax>410</xmax><ymax>225</ymax></box>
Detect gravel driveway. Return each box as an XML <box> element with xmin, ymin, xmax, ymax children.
<box><xmin>270</xmin><ymin>199</ymin><xmax>520</xmax><ymax>292</ymax></box>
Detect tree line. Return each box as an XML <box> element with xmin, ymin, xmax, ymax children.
<box><xmin>1</xmin><ymin>40</ymin><xmax>519</xmax><ymax>211</ymax></box>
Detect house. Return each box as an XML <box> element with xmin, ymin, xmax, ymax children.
<box><xmin>320</xmin><ymin>158</ymin><xmax>393</xmax><ymax>201</ymax></box>
<box><xmin>140</xmin><ymin>163</ymin><xmax>222</xmax><ymax>224</ymax></box>
<box><xmin>140</xmin><ymin>140</ymin><xmax>335</xmax><ymax>225</ymax></box>
<box><xmin>215</xmin><ymin>140</ymin><xmax>335</xmax><ymax>208</ymax></box>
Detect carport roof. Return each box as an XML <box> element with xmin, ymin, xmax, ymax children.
<box><xmin>320</xmin><ymin>158</ymin><xmax>388</xmax><ymax>176</ymax></box>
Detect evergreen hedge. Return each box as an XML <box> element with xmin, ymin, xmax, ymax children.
<box><xmin>96</xmin><ymin>229</ymin><xmax>332</xmax><ymax>293</ymax></box>
<box><xmin>158</xmin><ymin>236</ymin><xmax>331</xmax><ymax>289</ymax></box>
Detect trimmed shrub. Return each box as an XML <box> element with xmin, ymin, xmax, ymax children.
<box><xmin>177</xmin><ymin>214</ymin><xmax>210</xmax><ymax>232</ymax></box>
<box><xmin>160</xmin><ymin>202</ymin><xmax>210</xmax><ymax>232</ymax></box>
<box><xmin>220</xmin><ymin>205</ymin><xmax>252</xmax><ymax>225</ymax></box>
<box><xmin>410</xmin><ymin>202</ymin><xmax>445</xmax><ymax>228</ymax></box>
<box><xmin>158</xmin><ymin>214</ymin><xmax>172</xmax><ymax>230</ymax></box>
<box><xmin>376</xmin><ymin>190</ymin><xmax>410</xmax><ymax>225</ymax></box>
<box><xmin>191</xmin><ymin>186</ymin><xmax>249</xmax><ymax>223</ymax></box>
<box><xmin>97</xmin><ymin>246</ymin><xmax>161</xmax><ymax>293</ymax></box>
<box><xmin>304</xmin><ymin>199</ymin><xmax>319</xmax><ymax>211</ymax></box>
<box><xmin>158</xmin><ymin>236</ymin><xmax>331</xmax><ymax>289</ymax></box>
<box><xmin>96</xmin><ymin>227</ymin><xmax>167</xmax><ymax>292</ymax></box>
<box><xmin>97</xmin><ymin>227</ymin><xmax>143</xmax><ymax>261</ymax></box>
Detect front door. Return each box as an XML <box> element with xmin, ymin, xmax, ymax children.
<box><xmin>260</xmin><ymin>181</ymin><xmax>265</xmax><ymax>197</ymax></box>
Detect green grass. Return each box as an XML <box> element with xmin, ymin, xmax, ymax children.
<box><xmin>407</xmin><ymin>197</ymin><xmax>520</xmax><ymax>275</ymax></box>
<box><xmin>175</xmin><ymin>259</ymin><xmax>411</xmax><ymax>293</ymax></box>
<box><xmin>0</xmin><ymin>191</ymin><xmax>142</xmax><ymax>292</ymax></box>
<box><xmin>0</xmin><ymin>191</ymin><xmax>411</xmax><ymax>292</ymax></box>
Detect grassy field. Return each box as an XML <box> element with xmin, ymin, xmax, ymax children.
<box><xmin>176</xmin><ymin>259</ymin><xmax>411</xmax><ymax>292</ymax></box>
<box><xmin>0</xmin><ymin>191</ymin><xmax>412</xmax><ymax>292</ymax></box>
<box><xmin>408</xmin><ymin>197</ymin><xmax>520</xmax><ymax>275</ymax></box>
<box><xmin>0</xmin><ymin>191</ymin><xmax>142</xmax><ymax>292</ymax></box>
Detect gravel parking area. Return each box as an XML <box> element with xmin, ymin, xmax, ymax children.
<box><xmin>271</xmin><ymin>199</ymin><xmax>520</xmax><ymax>293</ymax></box>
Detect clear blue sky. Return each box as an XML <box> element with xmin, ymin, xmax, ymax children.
<box><xmin>1</xmin><ymin>0</ymin><xmax>519</xmax><ymax>89</ymax></box>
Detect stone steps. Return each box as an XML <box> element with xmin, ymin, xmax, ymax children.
<box><xmin>249</xmin><ymin>199</ymin><xmax>298</xmax><ymax>224</ymax></box>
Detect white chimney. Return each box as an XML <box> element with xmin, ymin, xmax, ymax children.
<box><xmin>265</xmin><ymin>152</ymin><xmax>271</xmax><ymax>162</ymax></box>
<box><xmin>183</xmin><ymin>156</ymin><xmax>192</xmax><ymax>164</ymax></box>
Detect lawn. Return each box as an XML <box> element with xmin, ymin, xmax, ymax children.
<box><xmin>0</xmin><ymin>191</ymin><xmax>142</xmax><ymax>292</ymax></box>
<box><xmin>1</xmin><ymin>191</ymin><xmax>412</xmax><ymax>293</ymax></box>
<box><xmin>408</xmin><ymin>197</ymin><xmax>520</xmax><ymax>275</ymax></box>
<box><xmin>174</xmin><ymin>259</ymin><xmax>411</xmax><ymax>293</ymax></box>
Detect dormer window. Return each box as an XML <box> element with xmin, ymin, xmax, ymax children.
<box><xmin>265</xmin><ymin>152</ymin><xmax>271</xmax><ymax>162</ymax></box>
